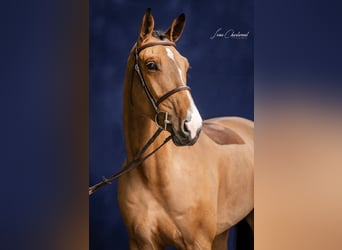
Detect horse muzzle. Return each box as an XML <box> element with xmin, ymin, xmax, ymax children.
<box><xmin>171</xmin><ymin>120</ymin><xmax>202</xmax><ymax>146</ymax></box>
<box><xmin>171</xmin><ymin>102</ymin><xmax>203</xmax><ymax>146</ymax></box>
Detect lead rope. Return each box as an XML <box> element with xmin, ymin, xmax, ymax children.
<box><xmin>89</xmin><ymin>128</ymin><xmax>172</xmax><ymax>196</ymax></box>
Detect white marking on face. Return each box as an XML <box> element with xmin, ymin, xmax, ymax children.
<box><xmin>166</xmin><ymin>47</ymin><xmax>185</xmax><ymax>84</ymax></box>
<box><xmin>165</xmin><ymin>48</ymin><xmax>175</xmax><ymax>61</ymax></box>
<box><xmin>165</xmin><ymin>47</ymin><xmax>200</xmax><ymax>139</ymax></box>
<box><xmin>185</xmin><ymin>92</ymin><xmax>203</xmax><ymax>139</ymax></box>
<box><xmin>178</xmin><ymin>68</ymin><xmax>185</xmax><ymax>84</ymax></box>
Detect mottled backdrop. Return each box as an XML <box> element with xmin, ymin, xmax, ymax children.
<box><xmin>90</xmin><ymin>0</ymin><xmax>253</xmax><ymax>249</ymax></box>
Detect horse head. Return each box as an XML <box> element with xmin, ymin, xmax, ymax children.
<box><xmin>129</xmin><ymin>9</ymin><xmax>202</xmax><ymax>146</ymax></box>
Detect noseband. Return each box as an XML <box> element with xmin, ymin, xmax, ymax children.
<box><xmin>134</xmin><ymin>41</ymin><xmax>191</xmax><ymax>130</ymax></box>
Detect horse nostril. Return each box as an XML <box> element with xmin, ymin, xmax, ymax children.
<box><xmin>181</xmin><ymin>120</ymin><xmax>190</xmax><ymax>136</ymax></box>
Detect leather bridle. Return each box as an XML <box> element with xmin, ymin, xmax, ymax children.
<box><xmin>134</xmin><ymin>41</ymin><xmax>191</xmax><ymax>130</ymax></box>
<box><xmin>89</xmin><ymin>41</ymin><xmax>192</xmax><ymax>195</ymax></box>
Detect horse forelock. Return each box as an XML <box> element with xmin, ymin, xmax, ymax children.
<box><xmin>152</xmin><ymin>30</ymin><xmax>168</xmax><ymax>40</ymax></box>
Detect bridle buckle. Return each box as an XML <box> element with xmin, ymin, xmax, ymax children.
<box><xmin>155</xmin><ymin>110</ymin><xmax>171</xmax><ymax>131</ymax></box>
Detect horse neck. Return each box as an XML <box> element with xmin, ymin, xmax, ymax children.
<box><xmin>122</xmin><ymin>54</ymin><xmax>173</xmax><ymax>181</ymax></box>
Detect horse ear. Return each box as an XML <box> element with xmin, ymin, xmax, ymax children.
<box><xmin>166</xmin><ymin>13</ymin><xmax>186</xmax><ymax>42</ymax></box>
<box><xmin>138</xmin><ymin>8</ymin><xmax>154</xmax><ymax>45</ymax></box>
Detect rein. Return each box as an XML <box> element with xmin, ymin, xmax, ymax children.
<box><xmin>89</xmin><ymin>41</ymin><xmax>190</xmax><ymax>196</ymax></box>
<box><xmin>89</xmin><ymin>128</ymin><xmax>171</xmax><ymax>195</ymax></box>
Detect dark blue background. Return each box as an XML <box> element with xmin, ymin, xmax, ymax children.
<box><xmin>90</xmin><ymin>0</ymin><xmax>253</xmax><ymax>249</ymax></box>
<box><xmin>1</xmin><ymin>0</ymin><xmax>341</xmax><ymax>249</ymax></box>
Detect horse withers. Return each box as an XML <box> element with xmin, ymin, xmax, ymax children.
<box><xmin>117</xmin><ymin>9</ymin><xmax>254</xmax><ymax>250</ymax></box>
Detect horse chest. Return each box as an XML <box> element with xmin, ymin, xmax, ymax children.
<box><xmin>119</xmin><ymin>174</ymin><xmax>217</xmax><ymax>246</ymax></box>
<box><xmin>120</xmin><ymin>185</ymin><xmax>185</xmax><ymax>245</ymax></box>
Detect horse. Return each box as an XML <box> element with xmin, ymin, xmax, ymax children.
<box><xmin>117</xmin><ymin>9</ymin><xmax>254</xmax><ymax>250</ymax></box>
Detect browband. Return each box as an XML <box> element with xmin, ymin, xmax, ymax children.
<box><xmin>136</xmin><ymin>41</ymin><xmax>176</xmax><ymax>54</ymax></box>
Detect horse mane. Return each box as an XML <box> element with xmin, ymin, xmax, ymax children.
<box><xmin>152</xmin><ymin>30</ymin><xmax>168</xmax><ymax>40</ymax></box>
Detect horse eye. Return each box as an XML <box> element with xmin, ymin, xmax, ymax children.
<box><xmin>146</xmin><ymin>61</ymin><xmax>158</xmax><ymax>71</ymax></box>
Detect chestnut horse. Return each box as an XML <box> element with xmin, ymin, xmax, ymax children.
<box><xmin>117</xmin><ymin>9</ymin><xmax>254</xmax><ymax>250</ymax></box>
